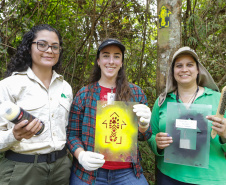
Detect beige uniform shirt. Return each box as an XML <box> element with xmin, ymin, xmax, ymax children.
<box><xmin>0</xmin><ymin>68</ymin><xmax>73</xmax><ymax>154</ymax></box>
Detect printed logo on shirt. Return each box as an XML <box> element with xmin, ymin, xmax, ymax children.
<box><xmin>61</xmin><ymin>93</ymin><xmax>69</xmax><ymax>98</ymax></box>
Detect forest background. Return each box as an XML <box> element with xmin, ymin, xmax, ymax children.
<box><xmin>0</xmin><ymin>0</ymin><xmax>225</xmax><ymax>184</ymax></box>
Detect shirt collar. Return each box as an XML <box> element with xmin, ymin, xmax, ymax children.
<box><xmin>12</xmin><ymin>67</ymin><xmax>63</xmax><ymax>82</ymax></box>
<box><xmin>93</xmin><ymin>81</ymin><xmax>101</xmax><ymax>93</ymax></box>
<box><xmin>167</xmin><ymin>86</ymin><xmax>214</xmax><ymax>100</ymax></box>
<box><xmin>203</xmin><ymin>86</ymin><xmax>214</xmax><ymax>95</ymax></box>
<box><xmin>51</xmin><ymin>70</ymin><xmax>63</xmax><ymax>81</ymax></box>
<box><xmin>168</xmin><ymin>92</ymin><xmax>176</xmax><ymax>99</ymax></box>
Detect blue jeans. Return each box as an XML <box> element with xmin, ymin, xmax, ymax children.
<box><xmin>70</xmin><ymin>168</ymin><xmax>149</xmax><ymax>185</ymax></box>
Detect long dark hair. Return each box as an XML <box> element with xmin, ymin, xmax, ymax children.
<box><xmin>89</xmin><ymin>38</ymin><xmax>134</xmax><ymax>101</ymax></box>
<box><xmin>5</xmin><ymin>24</ymin><xmax>63</xmax><ymax>77</ymax></box>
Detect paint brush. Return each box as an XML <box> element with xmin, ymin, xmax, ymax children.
<box><xmin>211</xmin><ymin>86</ymin><xmax>226</xmax><ymax>139</ymax></box>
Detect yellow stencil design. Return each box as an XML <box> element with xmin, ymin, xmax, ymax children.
<box><xmin>159</xmin><ymin>5</ymin><xmax>172</xmax><ymax>29</ymax></box>
<box><xmin>95</xmin><ymin>101</ymin><xmax>138</xmax><ymax>162</ymax></box>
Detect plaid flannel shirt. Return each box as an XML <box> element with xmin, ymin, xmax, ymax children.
<box><xmin>67</xmin><ymin>82</ymin><xmax>152</xmax><ymax>185</ymax></box>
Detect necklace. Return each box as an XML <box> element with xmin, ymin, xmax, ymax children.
<box><xmin>176</xmin><ymin>86</ymin><xmax>199</xmax><ymax>104</ymax></box>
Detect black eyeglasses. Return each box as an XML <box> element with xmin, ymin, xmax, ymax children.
<box><xmin>32</xmin><ymin>40</ymin><xmax>61</xmax><ymax>54</ymax></box>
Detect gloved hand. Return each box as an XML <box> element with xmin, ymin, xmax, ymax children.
<box><xmin>133</xmin><ymin>104</ymin><xmax>151</xmax><ymax>128</ymax></box>
<box><xmin>78</xmin><ymin>151</ymin><xmax>105</xmax><ymax>171</ymax></box>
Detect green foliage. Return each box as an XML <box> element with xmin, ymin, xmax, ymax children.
<box><xmin>139</xmin><ymin>141</ymin><xmax>156</xmax><ymax>184</ymax></box>
<box><xmin>0</xmin><ymin>0</ymin><xmax>158</xmax><ymax>107</ymax></box>
<box><xmin>181</xmin><ymin>0</ymin><xmax>226</xmax><ymax>89</ymax></box>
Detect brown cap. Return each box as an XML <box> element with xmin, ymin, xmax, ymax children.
<box><xmin>172</xmin><ymin>46</ymin><xmax>199</xmax><ymax>63</ymax></box>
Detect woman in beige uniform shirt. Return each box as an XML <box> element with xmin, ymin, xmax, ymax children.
<box><xmin>0</xmin><ymin>24</ymin><xmax>72</xmax><ymax>185</ymax></box>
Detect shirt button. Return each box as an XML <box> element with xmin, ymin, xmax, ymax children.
<box><xmin>53</xmin><ymin>132</ymin><xmax>56</xmax><ymax>136</ymax></box>
<box><xmin>50</xmin><ymin>97</ymin><xmax>52</xmax><ymax>101</ymax></box>
<box><xmin>52</xmin><ymin>114</ymin><xmax>54</xmax><ymax>117</ymax></box>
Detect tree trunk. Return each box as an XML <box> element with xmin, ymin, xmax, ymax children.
<box><xmin>138</xmin><ymin>0</ymin><xmax>149</xmax><ymax>86</ymax></box>
<box><xmin>156</xmin><ymin>0</ymin><xmax>182</xmax><ymax>96</ymax></box>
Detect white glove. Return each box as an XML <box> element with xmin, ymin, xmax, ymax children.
<box><xmin>78</xmin><ymin>151</ymin><xmax>105</xmax><ymax>171</ymax></box>
<box><xmin>133</xmin><ymin>104</ymin><xmax>151</xmax><ymax>128</ymax></box>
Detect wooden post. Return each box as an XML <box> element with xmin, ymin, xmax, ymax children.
<box><xmin>156</xmin><ymin>0</ymin><xmax>182</xmax><ymax>96</ymax></box>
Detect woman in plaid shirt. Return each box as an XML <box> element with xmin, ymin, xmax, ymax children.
<box><xmin>67</xmin><ymin>38</ymin><xmax>152</xmax><ymax>185</ymax></box>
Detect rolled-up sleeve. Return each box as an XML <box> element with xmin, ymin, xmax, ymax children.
<box><xmin>0</xmin><ymin>79</ymin><xmax>19</xmax><ymax>152</ymax></box>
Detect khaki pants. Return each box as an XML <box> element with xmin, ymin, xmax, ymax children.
<box><xmin>0</xmin><ymin>155</ymin><xmax>72</xmax><ymax>185</ymax></box>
